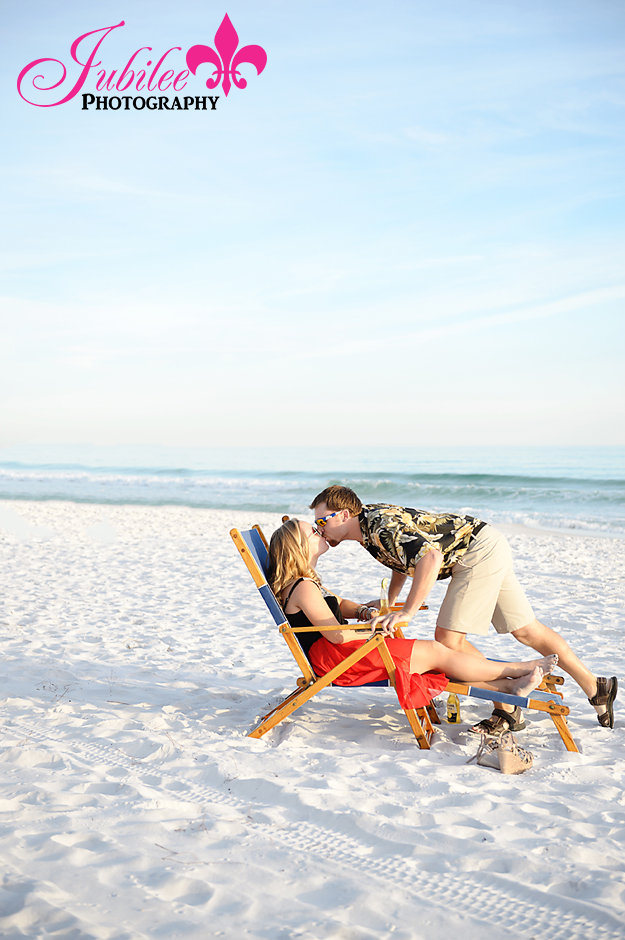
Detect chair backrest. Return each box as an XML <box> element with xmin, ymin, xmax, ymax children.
<box><xmin>231</xmin><ymin>524</ymin><xmax>316</xmax><ymax>683</ymax></box>
<box><xmin>243</xmin><ymin>526</ymin><xmax>270</xmax><ymax>578</ymax></box>
<box><xmin>230</xmin><ymin>526</ymin><xmax>288</xmax><ymax>628</ymax></box>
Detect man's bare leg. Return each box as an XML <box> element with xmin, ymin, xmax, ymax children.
<box><xmin>434</xmin><ymin>627</ymin><xmax>484</xmax><ymax>657</ymax></box>
<box><xmin>436</xmin><ymin>619</ymin><xmax>607</xmax><ymax>721</ymax></box>
<box><xmin>512</xmin><ymin>618</ymin><xmax>606</xmax><ymax>711</ymax></box>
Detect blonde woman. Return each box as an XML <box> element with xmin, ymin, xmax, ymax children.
<box><xmin>267</xmin><ymin>518</ymin><xmax>558</xmax><ymax>711</ymax></box>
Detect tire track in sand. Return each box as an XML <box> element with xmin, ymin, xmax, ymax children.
<box><xmin>5</xmin><ymin>720</ymin><xmax>624</xmax><ymax>940</ymax></box>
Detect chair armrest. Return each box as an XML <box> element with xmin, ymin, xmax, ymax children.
<box><xmin>280</xmin><ymin>624</ymin><xmax>373</xmax><ymax>634</ymax></box>
<box><xmin>390</xmin><ymin>604</ymin><xmax>428</xmax><ymax>611</ymax></box>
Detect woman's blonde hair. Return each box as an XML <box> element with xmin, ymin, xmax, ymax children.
<box><xmin>268</xmin><ymin>518</ymin><xmax>321</xmax><ymax>601</ymax></box>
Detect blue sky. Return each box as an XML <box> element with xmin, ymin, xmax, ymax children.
<box><xmin>2</xmin><ymin>0</ymin><xmax>624</xmax><ymax>447</ymax></box>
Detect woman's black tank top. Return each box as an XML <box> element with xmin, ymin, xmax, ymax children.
<box><xmin>281</xmin><ymin>578</ymin><xmax>347</xmax><ymax>658</ymax></box>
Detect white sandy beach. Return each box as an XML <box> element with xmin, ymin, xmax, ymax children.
<box><xmin>0</xmin><ymin>500</ymin><xmax>624</xmax><ymax>940</ymax></box>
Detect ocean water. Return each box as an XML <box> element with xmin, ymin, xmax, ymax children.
<box><xmin>0</xmin><ymin>444</ymin><xmax>623</xmax><ymax>537</ymax></box>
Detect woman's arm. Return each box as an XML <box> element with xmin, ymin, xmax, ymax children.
<box><xmin>337</xmin><ymin>598</ymin><xmax>376</xmax><ymax>622</ymax></box>
<box><xmin>289</xmin><ymin>581</ymin><xmax>371</xmax><ymax>645</ymax></box>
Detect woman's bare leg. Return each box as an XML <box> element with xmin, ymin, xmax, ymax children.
<box><xmin>472</xmin><ymin>666</ymin><xmax>552</xmax><ymax>698</ymax></box>
<box><xmin>409</xmin><ymin>638</ymin><xmax>557</xmax><ymax>685</ymax></box>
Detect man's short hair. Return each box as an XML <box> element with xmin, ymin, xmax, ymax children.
<box><xmin>309</xmin><ymin>485</ymin><xmax>362</xmax><ymax>516</ymax></box>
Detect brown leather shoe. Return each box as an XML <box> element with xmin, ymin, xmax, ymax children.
<box><xmin>588</xmin><ymin>676</ymin><xmax>618</xmax><ymax>729</ymax></box>
<box><xmin>469</xmin><ymin>706</ymin><xmax>526</xmax><ymax>736</ymax></box>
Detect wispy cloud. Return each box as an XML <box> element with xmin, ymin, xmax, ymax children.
<box><xmin>403</xmin><ymin>284</ymin><xmax>625</xmax><ymax>343</ymax></box>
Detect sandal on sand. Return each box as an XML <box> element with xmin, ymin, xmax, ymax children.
<box><xmin>467</xmin><ymin>732</ymin><xmax>533</xmax><ymax>775</ymax></box>
<box><xmin>469</xmin><ymin>706</ymin><xmax>526</xmax><ymax>736</ymax></box>
<box><xmin>588</xmin><ymin>676</ymin><xmax>618</xmax><ymax>729</ymax></box>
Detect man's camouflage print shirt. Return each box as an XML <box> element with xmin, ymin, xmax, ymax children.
<box><xmin>359</xmin><ymin>504</ymin><xmax>485</xmax><ymax>579</ymax></box>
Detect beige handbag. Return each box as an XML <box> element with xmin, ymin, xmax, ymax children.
<box><xmin>467</xmin><ymin>731</ymin><xmax>534</xmax><ymax>774</ymax></box>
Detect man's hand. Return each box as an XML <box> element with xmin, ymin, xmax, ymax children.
<box><xmin>369</xmin><ymin>611</ymin><xmax>411</xmax><ymax>636</ymax></box>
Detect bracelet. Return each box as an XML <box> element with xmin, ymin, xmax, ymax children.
<box><xmin>356</xmin><ymin>605</ymin><xmax>374</xmax><ymax>622</ymax></box>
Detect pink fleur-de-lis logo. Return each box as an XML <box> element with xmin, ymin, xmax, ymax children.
<box><xmin>186</xmin><ymin>14</ymin><xmax>267</xmax><ymax>97</ymax></box>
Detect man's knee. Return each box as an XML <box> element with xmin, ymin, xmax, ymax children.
<box><xmin>434</xmin><ymin>625</ymin><xmax>467</xmax><ymax>651</ymax></box>
<box><xmin>512</xmin><ymin>619</ymin><xmax>543</xmax><ymax>645</ymax></box>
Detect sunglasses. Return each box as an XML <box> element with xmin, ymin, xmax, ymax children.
<box><xmin>314</xmin><ymin>510</ymin><xmax>342</xmax><ymax>528</ymax></box>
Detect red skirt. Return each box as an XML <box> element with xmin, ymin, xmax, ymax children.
<box><xmin>309</xmin><ymin>636</ymin><xmax>448</xmax><ymax>710</ymax></box>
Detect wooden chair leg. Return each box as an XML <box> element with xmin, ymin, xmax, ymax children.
<box><xmin>403</xmin><ymin>708</ymin><xmax>432</xmax><ymax>748</ymax></box>
<box><xmin>375</xmin><ymin>640</ymin><xmax>434</xmax><ymax>748</ymax></box>
<box><xmin>426</xmin><ymin>701</ymin><xmax>441</xmax><ymax>724</ymax></box>
<box><xmin>250</xmin><ymin>634</ymin><xmax>397</xmax><ymax>740</ymax></box>
<box><xmin>417</xmin><ymin>706</ymin><xmax>434</xmax><ymax>735</ymax></box>
<box><xmin>249</xmin><ymin>684</ymin><xmax>315</xmax><ymax>738</ymax></box>
<box><xmin>550</xmin><ymin>713</ymin><xmax>579</xmax><ymax>752</ymax></box>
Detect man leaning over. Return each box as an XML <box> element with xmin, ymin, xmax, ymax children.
<box><xmin>309</xmin><ymin>485</ymin><xmax>616</xmax><ymax>733</ymax></box>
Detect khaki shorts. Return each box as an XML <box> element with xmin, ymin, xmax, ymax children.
<box><xmin>437</xmin><ymin>525</ymin><xmax>535</xmax><ymax>636</ymax></box>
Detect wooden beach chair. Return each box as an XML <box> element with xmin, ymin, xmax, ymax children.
<box><xmin>231</xmin><ymin>524</ymin><xmax>436</xmax><ymax>747</ymax></box>
<box><xmin>230</xmin><ymin>524</ymin><xmax>579</xmax><ymax>752</ymax></box>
